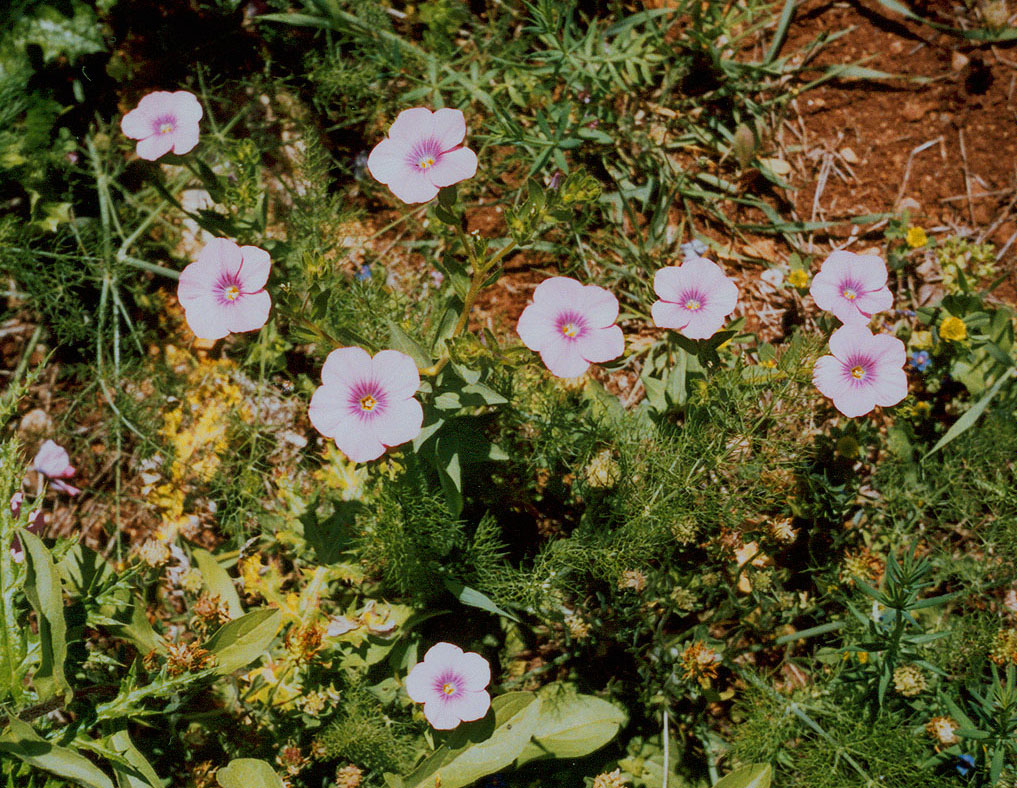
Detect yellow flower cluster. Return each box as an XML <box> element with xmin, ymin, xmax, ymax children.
<box><xmin>892</xmin><ymin>664</ymin><xmax>927</xmax><ymax>697</ymax></box>
<box><xmin>681</xmin><ymin>641</ymin><xmax>721</xmax><ymax>686</ymax></box>
<box><xmin>940</xmin><ymin>316</ymin><xmax>967</xmax><ymax>342</ymax></box>
<box><xmin>905</xmin><ymin>226</ymin><xmax>928</xmax><ymax>248</ymax></box>
<box><xmin>787</xmin><ymin>268</ymin><xmax>810</xmax><ymax>289</ymax></box>
<box><xmin>148</xmin><ymin>347</ymin><xmax>252</xmax><ymax>541</ymax></box>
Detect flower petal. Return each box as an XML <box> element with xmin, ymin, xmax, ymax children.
<box><xmin>533</xmin><ymin>276</ymin><xmax>587</xmax><ymax>306</ymax></box>
<box><xmin>198</xmin><ymin>238</ymin><xmax>243</xmax><ymax>278</ymax></box>
<box><xmin>177</xmin><ymin>260</ymin><xmax>218</xmax><ymax>307</ymax></box>
<box><xmin>183</xmin><ymin>298</ymin><xmax>231</xmax><ymax>340</ymax></box>
<box><xmin>853</xmin><ymin>286</ymin><xmax>893</xmax><ymax>317</ymax></box>
<box><xmin>423</xmin><ymin>698</ymin><xmax>466</xmax><ymax>730</ymax></box>
<box><xmin>308</xmin><ymin>385</ymin><xmax>350</xmax><ymax>437</ymax></box>
<box><xmin>427</xmin><ymin>147</ymin><xmax>478</xmax><ymax>188</ymax></box>
<box><xmin>372</xmin><ymin>397</ymin><xmax>423</xmax><ymax>448</ymax></box>
<box><xmin>870</xmin><ymin>366</ymin><xmax>908</xmax><ymax>408</ymax></box>
<box><xmin>170</xmin><ymin>125</ymin><xmax>200</xmax><ymax>155</ymax></box>
<box><xmin>828</xmin><ymin>324</ymin><xmax>875</xmax><ymax>361</ymax></box>
<box><xmin>238</xmin><ymin>245</ymin><xmax>272</xmax><ymax>291</ymax></box>
<box><xmin>321</xmin><ymin>347</ymin><xmax>373</xmax><ymax>388</ymax></box>
<box><xmin>578</xmin><ymin>325</ymin><xmax>624</xmax><ymax>363</ymax></box>
<box><xmin>225</xmin><ymin>290</ymin><xmax>271</xmax><ymax>334</ymax></box>
<box><xmin>367</xmin><ymin>137</ymin><xmax>414</xmax><ymax>185</ymax></box>
<box><xmin>121</xmin><ymin>106</ymin><xmax>158</xmax><ymax>140</ymax></box>
<box><xmin>388</xmin><ymin>107</ymin><xmax>436</xmax><ymax>142</ymax></box>
<box><xmin>812</xmin><ymin>354</ymin><xmax>847</xmax><ymax>402</ymax></box>
<box><xmin>829</xmin><ymin>251</ymin><xmax>888</xmax><ymax>292</ymax></box>
<box><xmin>431</xmin><ymin>108</ymin><xmax>467</xmax><ymax>150</ymax></box>
<box><xmin>135</xmin><ymin>133</ymin><xmax>175</xmax><ymax>161</ymax></box>
<box><xmin>456</xmin><ymin>651</ymin><xmax>491</xmax><ymax>691</ymax></box>
<box><xmin>333</xmin><ymin>415</ymin><xmax>387</xmax><ymax>463</ymax></box>
<box><xmin>168</xmin><ymin>91</ymin><xmax>203</xmax><ymax>125</ymax></box>
<box><xmin>682</xmin><ymin>309</ymin><xmax>726</xmax><ymax>340</ymax></box>
<box><xmin>540</xmin><ymin>337</ymin><xmax>591</xmax><ymax>378</ymax></box>
<box><xmin>448</xmin><ymin>689</ymin><xmax>491</xmax><ymax>724</ymax></box>
<box><xmin>870</xmin><ymin>332</ymin><xmax>906</xmax><ymax>367</ymax></box>
<box><xmin>387</xmin><ymin>173</ymin><xmax>440</xmax><ymax>204</ymax></box>
<box><xmin>372</xmin><ymin>350</ymin><xmax>421</xmax><ymax>401</ymax></box>
<box><xmin>651</xmin><ymin>300</ymin><xmax>691</xmax><ymax>330</ymax></box>
<box><xmin>405</xmin><ymin>660</ymin><xmax>441</xmax><ymax>703</ymax></box>
<box><xmin>653</xmin><ymin>266</ymin><xmax>687</xmax><ymax>301</ymax></box>
<box><xmin>577</xmin><ymin>284</ymin><xmax>619</xmax><ymax>328</ymax></box>
<box><xmin>516</xmin><ymin>301</ymin><xmax>557</xmax><ymax>351</ymax></box>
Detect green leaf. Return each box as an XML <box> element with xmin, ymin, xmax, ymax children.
<box><xmin>923</xmin><ymin>368</ymin><xmax>1015</xmax><ymax>458</ymax></box>
<box><xmin>387</xmin><ymin>320</ymin><xmax>432</xmax><ymax>368</ymax></box>
<box><xmin>0</xmin><ymin>717</ymin><xmax>115</xmax><ymax>788</ymax></box>
<box><xmin>400</xmin><ymin>693</ymin><xmax>541</xmax><ymax>788</ymax></box>
<box><xmin>515</xmin><ymin>683</ymin><xmax>626</xmax><ymax>765</ymax></box>
<box><xmin>216</xmin><ymin>759</ymin><xmax>285</xmax><ymax>788</ymax></box>
<box><xmin>107</xmin><ymin>730</ymin><xmax>162</xmax><ymax>788</ymax></box>
<box><xmin>442</xmin><ymin>578</ymin><xmax>519</xmax><ymax>622</ymax></box>
<box><xmin>192</xmin><ymin>549</ymin><xmax>244</xmax><ymax>620</ymax></box>
<box><xmin>20</xmin><ymin>530</ymin><xmax>69</xmax><ymax>702</ymax></box>
<box><xmin>713</xmin><ymin>764</ymin><xmax>772</xmax><ymax>788</ymax></box>
<box><xmin>109</xmin><ymin>596</ymin><xmax>163</xmax><ymax>656</ymax></box>
<box><xmin>204</xmin><ymin>608</ymin><xmax>281</xmax><ymax>675</ymax></box>
<box><xmin>299</xmin><ymin>504</ymin><xmax>359</xmax><ymax>566</ymax></box>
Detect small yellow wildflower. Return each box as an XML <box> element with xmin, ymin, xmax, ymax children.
<box><xmin>906</xmin><ymin>226</ymin><xmax>928</xmax><ymax>248</ymax></box>
<box><xmin>913</xmin><ymin>401</ymin><xmax>932</xmax><ymax>419</ymax></box>
<box><xmin>584</xmin><ymin>449</ymin><xmax>620</xmax><ymax>489</ymax></box>
<box><xmin>618</xmin><ymin>570</ymin><xmax>647</xmax><ymax>592</ymax></box>
<box><xmin>892</xmin><ymin>664</ymin><xmax>927</xmax><ymax>697</ymax></box>
<box><xmin>335</xmin><ymin>765</ymin><xmax>364</xmax><ymax>788</ymax></box>
<box><xmin>138</xmin><ymin>539</ymin><xmax>170</xmax><ymax>567</ymax></box>
<box><xmin>940</xmin><ymin>316</ymin><xmax>967</xmax><ymax>342</ymax></box>
<box><xmin>910</xmin><ymin>330</ymin><xmax>933</xmax><ymax>351</ymax></box>
<box><xmin>591</xmin><ymin>769</ymin><xmax>627</xmax><ymax>788</ymax></box>
<box><xmin>787</xmin><ymin>268</ymin><xmax>810</xmax><ymax>289</ymax></box>
<box><xmin>681</xmin><ymin>641</ymin><xmax>722</xmax><ymax>685</ymax></box>
<box><xmin>240</xmin><ymin>554</ymin><xmax>263</xmax><ymax>590</ymax></box>
<box><xmin>925</xmin><ymin>716</ymin><xmax>959</xmax><ymax>746</ymax></box>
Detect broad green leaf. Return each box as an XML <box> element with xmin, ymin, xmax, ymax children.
<box><xmin>401</xmin><ymin>692</ymin><xmax>541</xmax><ymax>788</ymax></box>
<box><xmin>109</xmin><ymin>596</ymin><xmax>164</xmax><ymax>656</ymax></box>
<box><xmin>0</xmin><ymin>717</ymin><xmax>115</xmax><ymax>788</ymax></box>
<box><xmin>387</xmin><ymin>320</ymin><xmax>432</xmax><ymax>368</ymax></box>
<box><xmin>442</xmin><ymin>578</ymin><xmax>519</xmax><ymax>622</ymax></box>
<box><xmin>20</xmin><ymin>530</ymin><xmax>69</xmax><ymax>702</ymax></box>
<box><xmin>515</xmin><ymin>684</ymin><xmax>626</xmax><ymax>765</ymax></box>
<box><xmin>204</xmin><ymin>608</ymin><xmax>281</xmax><ymax>675</ymax></box>
<box><xmin>216</xmin><ymin>759</ymin><xmax>285</xmax><ymax>788</ymax></box>
<box><xmin>192</xmin><ymin>549</ymin><xmax>244</xmax><ymax>619</ymax></box>
<box><xmin>107</xmin><ymin>730</ymin><xmax>162</xmax><ymax>788</ymax></box>
<box><xmin>923</xmin><ymin>368</ymin><xmax>1015</xmax><ymax>458</ymax></box>
<box><xmin>713</xmin><ymin>763</ymin><xmax>772</xmax><ymax>788</ymax></box>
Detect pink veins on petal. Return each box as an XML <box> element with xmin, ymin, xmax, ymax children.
<box><xmin>809</xmin><ymin>250</ymin><xmax>893</xmax><ymax>325</ymax></box>
<box><xmin>405</xmin><ymin>642</ymin><xmax>492</xmax><ymax>730</ymax></box>
<box><xmin>812</xmin><ymin>325</ymin><xmax>907</xmax><ymax>418</ymax></box>
<box><xmin>308</xmin><ymin>347</ymin><xmax>423</xmax><ymax>464</ymax></box>
<box><xmin>651</xmin><ymin>257</ymin><xmax>739</xmax><ymax>340</ymax></box>
<box><xmin>516</xmin><ymin>277</ymin><xmax>624</xmax><ymax>378</ymax></box>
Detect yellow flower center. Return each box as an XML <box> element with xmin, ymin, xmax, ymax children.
<box><xmin>842</xmin><ymin>288</ymin><xmax>857</xmax><ymax>300</ymax></box>
<box><xmin>441</xmin><ymin>682</ymin><xmax>457</xmax><ymax>696</ymax></box>
<box><xmin>159</xmin><ymin>122</ymin><xmax>174</xmax><ymax>135</ymax></box>
<box><xmin>561</xmin><ymin>322</ymin><xmax>579</xmax><ymax>338</ymax></box>
<box><xmin>359</xmin><ymin>394</ymin><xmax>378</xmax><ymax>412</ymax></box>
<box><xmin>418</xmin><ymin>156</ymin><xmax>436</xmax><ymax>170</ymax></box>
<box><xmin>684</xmin><ymin>298</ymin><xmax>702</xmax><ymax>311</ymax></box>
<box><xmin>224</xmin><ymin>285</ymin><xmax>240</xmax><ymax>301</ymax></box>
<box><xmin>851</xmin><ymin>365</ymin><xmax>865</xmax><ymax>379</ymax></box>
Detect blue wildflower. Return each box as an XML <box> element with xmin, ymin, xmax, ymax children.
<box><xmin>681</xmin><ymin>238</ymin><xmax>709</xmax><ymax>260</ymax></box>
<box><xmin>354</xmin><ymin>264</ymin><xmax>372</xmax><ymax>281</ymax></box>
<box><xmin>910</xmin><ymin>350</ymin><xmax>930</xmax><ymax>372</ymax></box>
<box><xmin>956</xmin><ymin>753</ymin><xmax>975</xmax><ymax>776</ymax></box>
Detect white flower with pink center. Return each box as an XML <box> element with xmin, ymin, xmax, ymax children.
<box><xmin>651</xmin><ymin>257</ymin><xmax>739</xmax><ymax>340</ymax></box>
<box><xmin>308</xmin><ymin>347</ymin><xmax>424</xmax><ymax>464</ymax></box>
<box><xmin>809</xmin><ymin>250</ymin><xmax>893</xmax><ymax>325</ymax></box>
<box><xmin>405</xmin><ymin>642</ymin><xmax>491</xmax><ymax>730</ymax></box>
<box><xmin>367</xmin><ymin>107</ymin><xmax>478</xmax><ymax>204</ymax></box>
<box><xmin>516</xmin><ymin>277</ymin><xmax>625</xmax><ymax>378</ymax></box>
<box><xmin>177</xmin><ymin>238</ymin><xmax>272</xmax><ymax>340</ymax></box>
<box><xmin>813</xmin><ymin>325</ymin><xmax>907</xmax><ymax>417</ymax></box>
<box><xmin>33</xmin><ymin>440</ymin><xmax>80</xmax><ymax>496</ymax></box>
<box><xmin>120</xmin><ymin>91</ymin><xmax>203</xmax><ymax>161</ymax></box>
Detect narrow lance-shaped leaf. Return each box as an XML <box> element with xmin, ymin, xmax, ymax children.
<box><xmin>21</xmin><ymin>529</ymin><xmax>70</xmax><ymax>702</ymax></box>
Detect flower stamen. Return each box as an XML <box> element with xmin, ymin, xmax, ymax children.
<box><xmin>359</xmin><ymin>394</ymin><xmax>379</xmax><ymax>412</ymax></box>
<box><xmin>850</xmin><ymin>365</ymin><xmax>866</xmax><ymax>379</ymax></box>
<box><xmin>224</xmin><ymin>285</ymin><xmax>240</xmax><ymax>301</ymax></box>
<box><xmin>684</xmin><ymin>298</ymin><xmax>702</xmax><ymax>311</ymax></box>
<box><xmin>159</xmin><ymin>122</ymin><xmax>174</xmax><ymax>135</ymax></box>
<box><xmin>842</xmin><ymin>288</ymin><xmax>857</xmax><ymax>300</ymax></box>
<box><xmin>561</xmin><ymin>322</ymin><xmax>579</xmax><ymax>338</ymax></box>
<box><xmin>441</xmin><ymin>682</ymin><xmax>457</xmax><ymax>696</ymax></box>
<box><xmin>418</xmin><ymin>156</ymin><xmax>436</xmax><ymax>170</ymax></box>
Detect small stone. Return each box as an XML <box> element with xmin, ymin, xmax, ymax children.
<box><xmin>19</xmin><ymin>408</ymin><xmax>52</xmax><ymax>435</ymax></box>
<box><xmin>897</xmin><ymin>196</ymin><xmax>922</xmax><ymax>213</ymax></box>
<box><xmin>902</xmin><ymin>99</ymin><xmax>929</xmax><ymax>122</ymax></box>
<box><xmin>952</xmin><ymin>51</ymin><xmax>970</xmax><ymax>71</ymax></box>
<box><xmin>840</xmin><ymin>147</ymin><xmax>860</xmax><ymax>164</ymax></box>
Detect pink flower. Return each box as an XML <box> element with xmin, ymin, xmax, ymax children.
<box><xmin>405</xmin><ymin>642</ymin><xmax>491</xmax><ymax>730</ymax></box>
<box><xmin>809</xmin><ymin>250</ymin><xmax>893</xmax><ymax>325</ymax></box>
<box><xmin>177</xmin><ymin>238</ymin><xmax>272</xmax><ymax>340</ymax></box>
<box><xmin>367</xmin><ymin>107</ymin><xmax>478</xmax><ymax>203</ymax></box>
<box><xmin>813</xmin><ymin>325</ymin><xmax>907</xmax><ymax>418</ymax></box>
<box><xmin>651</xmin><ymin>258</ymin><xmax>739</xmax><ymax>340</ymax></box>
<box><xmin>516</xmin><ymin>277</ymin><xmax>625</xmax><ymax>378</ymax></box>
<box><xmin>308</xmin><ymin>347</ymin><xmax>424</xmax><ymax>463</ymax></box>
<box><xmin>121</xmin><ymin>91</ymin><xmax>203</xmax><ymax>161</ymax></box>
<box><xmin>33</xmin><ymin>440</ymin><xmax>80</xmax><ymax>496</ymax></box>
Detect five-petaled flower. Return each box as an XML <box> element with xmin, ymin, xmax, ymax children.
<box><xmin>651</xmin><ymin>257</ymin><xmax>739</xmax><ymax>340</ymax></box>
<box><xmin>177</xmin><ymin>238</ymin><xmax>272</xmax><ymax>340</ymax></box>
<box><xmin>367</xmin><ymin>107</ymin><xmax>478</xmax><ymax>204</ymax></box>
<box><xmin>940</xmin><ymin>315</ymin><xmax>967</xmax><ymax>342</ymax></box>
<box><xmin>516</xmin><ymin>276</ymin><xmax>625</xmax><ymax>378</ymax></box>
<box><xmin>809</xmin><ymin>250</ymin><xmax>893</xmax><ymax>325</ymax></box>
<box><xmin>121</xmin><ymin>91</ymin><xmax>203</xmax><ymax>161</ymax></box>
<box><xmin>813</xmin><ymin>325</ymin><xmax>907</xmax><ymax>418</ymax></box>
<box><xmin>405</xmin><ymin>642</ymin><xmax>491</xmax><ymax>730</ymax></box>
<box><xmin>308</xmin><ymin>347</ymin><xmax>424</xmax><ymax>463</ymax></box>
<box><xmin>33</xmin><ymin>440</ymin><xmax>80</xmax><ymax>496</ymax></box>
